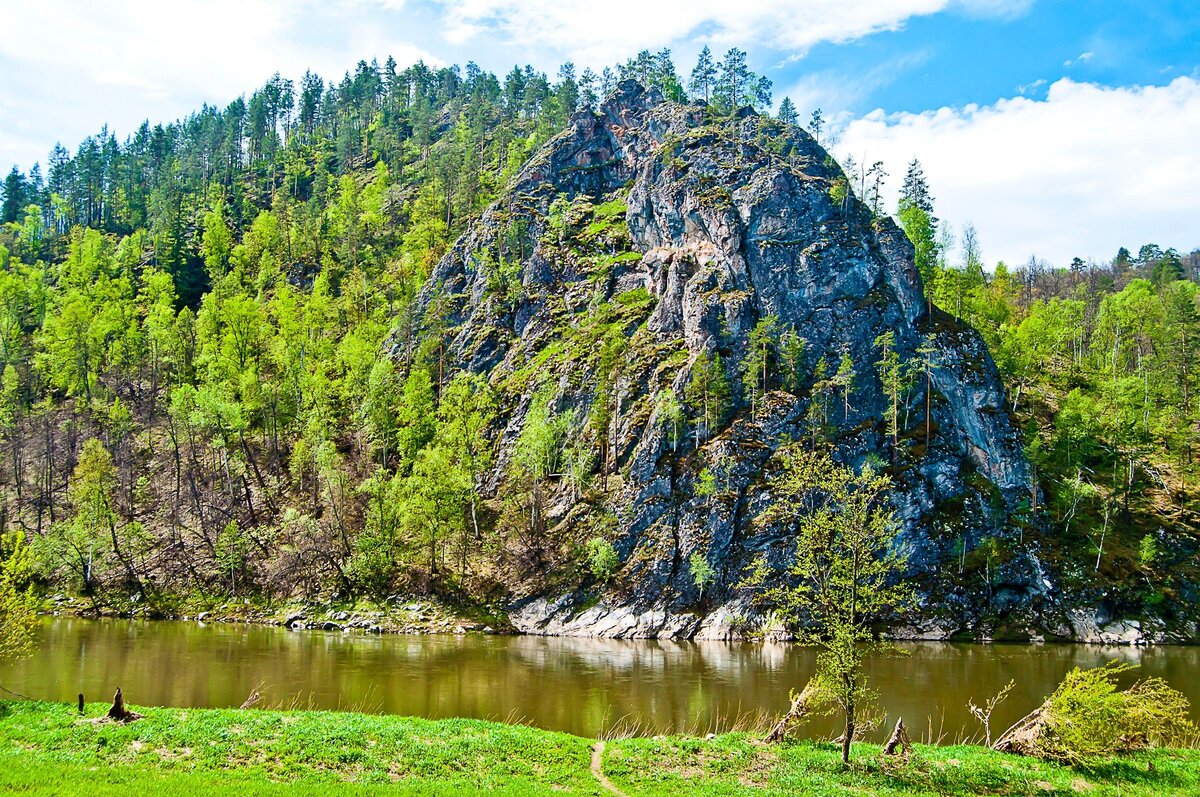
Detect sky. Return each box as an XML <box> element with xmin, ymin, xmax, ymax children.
<box><xmin>1</xmin><ymin>0</ymin><xmax>1197</xmax><ymax>267</ymax></box>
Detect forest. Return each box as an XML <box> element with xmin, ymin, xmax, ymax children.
<box><xmin>0</xmin><ymin>46</ymin><xmax>1197</xmax><ymax>623</ymax></box>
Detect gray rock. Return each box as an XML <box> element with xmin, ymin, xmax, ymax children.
<box><xmin>395</xmin><ymin>80</ymin><xmax>1045</xmax><ymax>639</ymax></box>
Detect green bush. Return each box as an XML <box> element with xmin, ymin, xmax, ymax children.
<box><xmin>585</xmin><ymin>538</ymin><xmax>619</xmax><ymax>582</ymax></box>
<box><xmin>999</xmin><ymin>661</ymin><xmax>1195</xmax><ymax>762</ymax></box>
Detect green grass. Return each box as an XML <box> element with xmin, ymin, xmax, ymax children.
<box><xmin>2</xmin><ymin>700</ymin><xmax>1199</xmax><ymax>795</ymax></box>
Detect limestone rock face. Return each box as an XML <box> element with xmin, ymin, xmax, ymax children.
<box><xmin>393</xmin><ymin>81</ymin><xmax>1046</xmax><ymax>639</ymax></box>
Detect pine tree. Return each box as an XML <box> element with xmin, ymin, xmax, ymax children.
<box><xmin>777</xmin><ymin>97</ymin><xmax>798</xmax><ymax>126</ymax></box>
<box><xmin>685</xmin><ymin>349</ymin><xmax>730</xmax><ymax>444</ymax></box>
<box><xmin>899</xmin><ymin>158</ymin><xmax>936</xmax><ymax>217</ymax></box>
<box><xmin>689</xmin><ymin>46</ymin><xmax>717</xmax><ymax>103</ymax></box>
<box><xmin>743</xmin><ymin>314</ymin><xmax>779</xmax><ymax>417</ymax></box>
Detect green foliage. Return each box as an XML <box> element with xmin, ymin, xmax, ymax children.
<box><xmin>1023</xmin><ymin>662</ymin><xmax>1195</xmax><ymax>762</ymax></box>
<box><xmin>688</xmin><ymin>551</ymin><xmax>715</xmax><ymax>600</ymax></box>
<box><xmin>778</xmin><ymin>329</ymin><xmax>806</xmax><ymax>395</ymax></box>
<box><xmin>0</xmin><ymin>531</ymin><xmax>38</xmax><ymax>661</ymax></box>
<box><xmin>828</xmin><ymin>178</ymin><xmax>848</xmax><ymax>214</ymax></box>
<box><xmin>349</xmin><ymin>469</ymin><xmax>404</xmax><ymax>596</ymax></box>
<box><xmin>898</xmin><ymin>199</ymin><xmax>939</xmax><ymax>292</ymax></box>
<box><xmin>749</xmin><ymin>445</ymin><xmax>912</xmax><ymax>764</ymax></box>
<box><xmin>742</xmin><ymin>314</ymin><xmax>779</xmax><ymax>417</ymax></box>
<box><xmin>585</xmin><ymin>537</ymin><xmax>619</xmax><ymax>582</ymax></box>
<box><xmin>654</xmin><ymin>390</ymin><xmax>686</xmax><ymax>452</ymax></box>
<box><xmin>685</xmin><ymin>349</ymin><xmax>730</xmax><ymax>443</ymax></box>
<box><xmin>1139</xmin><ymin>534</ymin><xmax>1159</xmax><ymax>570</ymax></box>
<box><xmin>874</xmin><ymin>331</ymin><xmax>908</xmax><ymax>458</ymax></box>
<box><xmin>483</xmin><ymin>251</ymin><xmax>523</xmax><ymax>312</ymax></box>
<box><xmin>214</xmin><ymin>520</ymin><xmax>251</xmax><ymax>595</ymax></box>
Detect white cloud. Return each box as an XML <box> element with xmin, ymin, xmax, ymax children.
<box><xmin>836</xmin><ymin>77</ymin><xmax>1200</xmax><ymax>267</ymax></box>
<box><xmin>776</xmin><ymin>49</ymin><xmax>933</xmax><ymax>116</ymax></box>
<box><xmin>0</xmin><ymin>0</ymin><xmax>438</xmax><ymax>169</ymax></box>
<box><xmin>433</xmin><ymin>0</ymin><xmax>1017</xmax><ymax>67</ymax></box>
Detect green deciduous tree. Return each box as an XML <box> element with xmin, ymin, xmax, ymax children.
<box><xmin>0</xmin><ymin>530</ymin><xmax>38</xmax><ymax>662</ymax></box>
<box><xmin>748</xmin><ymin>446</ymin><xmax>912</xmax><ymax>764</ymax></box>
<box><xmin>689</xmin><ymin>550</ymin><xmax>715</xmax><ymax>601</ymax></box>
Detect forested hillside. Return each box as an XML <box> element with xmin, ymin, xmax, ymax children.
<box><xmin>0</xmin><ymin>49</ymin><xmax>1196</xmax><ymax>638</ymax></box>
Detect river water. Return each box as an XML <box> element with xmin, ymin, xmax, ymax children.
<box><xmin>2</xmin><ymin>618</ymin><xmax>1197</xmax><ymax>740</ymax></box>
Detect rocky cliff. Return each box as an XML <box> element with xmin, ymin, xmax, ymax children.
<box><xmin>394</xmin><ymin>81</ymin><xmax>1050</xmax><ymax>639</ymax></box>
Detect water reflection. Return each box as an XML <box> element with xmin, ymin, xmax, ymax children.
<box><xmin>1</xmin><ymin>618</ymin><xmax>1195</xmax><ymax>740</ymax></box>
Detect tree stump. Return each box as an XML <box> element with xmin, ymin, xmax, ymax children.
<box><xmin>882</xmin><ymin>717</ymin><xmax>911</xmax><ymax>761</ymax></box>
<box><xmin>993</xmin><ymin>700</ymin><xmax>1050</xmax><ymax>756</ymax></box>
<box><xmin>106</xmin><ymin>688</ymin><xmax>142</xmax><ymax>723</ymax></box>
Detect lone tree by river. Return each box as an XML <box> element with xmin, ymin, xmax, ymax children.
<box><xmin>747</xmin><ymin>445</ymin><xmax>913</xmax><ymax>765</ymax></box>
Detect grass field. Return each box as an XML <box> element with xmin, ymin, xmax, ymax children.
<box><xmin>2</xmin><ymin>700</ymin><xmax>1198</xmax><ymax>795</ymax></box>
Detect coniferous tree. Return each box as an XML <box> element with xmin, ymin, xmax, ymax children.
<box><xmin>777</xmin><ymin>97</ymin><xmax>798</xmax><ymax>126</ymax></box>
<box><xmin>688</xmin><ymin>46</ymin><xmax>717</xmax><ymax>103</ymax></box>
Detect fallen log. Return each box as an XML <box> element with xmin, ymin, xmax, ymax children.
<box><xmin>767</xmin><ymin>682</ymin><xmax>819</xmax><ymax>743</ymax></box>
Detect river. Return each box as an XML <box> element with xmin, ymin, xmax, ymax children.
<box><xmin>2</xmin><ymin>617</ymin><xmax>1196</xmax><ymax>740</ymax></box>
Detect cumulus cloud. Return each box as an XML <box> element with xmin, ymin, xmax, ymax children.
<box><xmin>434</xmin><ymin>0</ymin><xmax>1026</xmax><ymax>66</ymax></box>
<box><xmin>836</xmin><ymin>77</ymin><xmax>1200</xmax><ymax>267</ymax></box>
<box><xmin>0</xmin><ymin>0</ymin><xmax>1033</xmax><ymax>170</ymax></box>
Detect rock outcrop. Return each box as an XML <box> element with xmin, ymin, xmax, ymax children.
<box><xmin>393</xmin><ymin>81</ymin><xmax>1047</xmax><ymax>639</ymax></box>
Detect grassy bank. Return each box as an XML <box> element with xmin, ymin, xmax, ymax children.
<box><xmin>2</xmin><ymin>700</ymin><xmax>1199</xmax><ymax>795</ymax></box>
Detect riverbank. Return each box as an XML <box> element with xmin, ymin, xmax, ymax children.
<box><xmin>42</xmin><ymin>592</ymin><xmax>512</xmax><ymax>636</ymax></box>
<box><xmin>2</xmin><ymin>700</ymin><xmax>1199</xmax><ymax>795</ymax></box>
<box><xmin>42</xmin><ymin>593</ymin><xmax>1199</xmax><ymax>646</ymax></box>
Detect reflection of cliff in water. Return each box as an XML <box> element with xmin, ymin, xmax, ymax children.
<box><xmin>4</xmin><ymin>618</ymin><xmax>1195</xmax><ymax>740</ymax></box>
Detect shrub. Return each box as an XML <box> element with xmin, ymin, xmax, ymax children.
<box><xmin>585</xmin><ymin>538</ymin><xmax>619</xmax><ymax>582</ymax></box>
<box><xmin>996</xmin><ymin>661</ymin><xmax>1194</xmax><ymax>761</ymax></box>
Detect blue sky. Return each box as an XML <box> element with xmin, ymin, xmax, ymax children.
<box><xmin>1</xmin><ymin>0</ymin><xmax>1197</xmax><ymax>267</ymax></box>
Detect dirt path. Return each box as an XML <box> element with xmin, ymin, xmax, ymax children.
<box><xmin>590</xmin><ymin>742</ymin><xmax>629</xmax><ymax>797</ymax></box>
